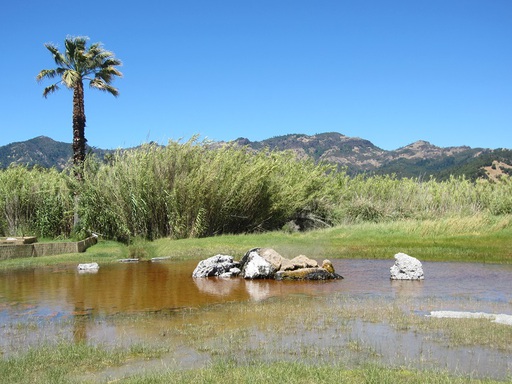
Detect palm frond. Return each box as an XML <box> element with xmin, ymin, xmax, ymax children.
<box><xmin>36</xmin><ymin>69</ymin><xmax>58</xmax><ymax>82</ymax></box>
<box><xmin>44</xmin><ymin>43</ymin><xmax>67</xmax><ymax>67</ymax></box>
<box><xmin>89</xmin><ymin>79</ymin><xmax>119</xmax><ymax>96</ymax></box>
<box><xmin>62</xmin><ymin>70</ymin><xmax>80</xmax><ymax>88</ymax></box>
<box><xmin>42</xmin><ymin>84</ymin><xmax>60</xmax><ymax>98</ymax></box>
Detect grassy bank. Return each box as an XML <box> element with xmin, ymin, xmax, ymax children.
<box><xmin>150</xmin><ymin>214</ymin><xmax>512</xmax><ymax>263</ymax></box>
<box><xmin>1</xmin><ymin>215</ymin><xmax>511</xmax><ymax>271</ymax></box>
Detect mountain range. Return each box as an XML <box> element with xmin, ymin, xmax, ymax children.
<box><xmin>1</xmin><ymin>133</ymin><xmax>511</xmax><ymax>180</ymax></box>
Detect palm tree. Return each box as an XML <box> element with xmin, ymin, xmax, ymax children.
<box><xmin>37</xmin><ymin>36</ymin><xmax>122</xmax><ymax>180</ymax></box>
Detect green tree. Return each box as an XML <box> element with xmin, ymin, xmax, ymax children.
<box><xmin>36</xmin><ymin>36</ymin><xmax>122</xmax><ymax>180</ymax></box>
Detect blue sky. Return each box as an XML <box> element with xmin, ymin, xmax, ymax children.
<box><xmin>1</xmin><ymin>0</ymin><xmax>511</xmax><ymax>150</ymax></box>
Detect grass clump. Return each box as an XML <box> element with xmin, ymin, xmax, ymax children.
<box><xmin>0</xmin><ymin>342</ymin><xmax>166</xmax><ymax>384</ymax></box>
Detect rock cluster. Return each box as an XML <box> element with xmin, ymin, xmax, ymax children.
<box><xmin>390</xmin><ymin>253</ymin><xmax>424</xmax><ymax>280</ymax></box>
<box><xmin>192</xmin><ymin>255</ymin><xmax>241</xmax><ymax>278</ymax></box>
<box><xmin>192</xmin><ymin>248</ymin><xmax>342</xmax><ymax>280</ymax></box>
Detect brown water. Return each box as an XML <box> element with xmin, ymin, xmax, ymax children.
<box><xmin>1</xmin><ymin>258</ymin><xmax>511</xmax><ymax>379</ymax></box>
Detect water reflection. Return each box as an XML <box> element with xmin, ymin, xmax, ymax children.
<box><xmin>1</xmin><ymin>259</ymin><xmax>512</xmax><ymax>323</ymax></box>
<box><xmin>389</xmin><ymin>280</ymin><xmax>424</xmax><ymax>298</ymax></box>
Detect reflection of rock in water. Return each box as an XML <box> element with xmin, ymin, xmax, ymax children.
<box><xmin>193</xmin><ymin>277</ymin><xmax>273</xmax><ymax>302</ymax></box>
<box><xmin>193</xmin><ymin>277</ymin><xmax>244</xmax><ymax>297</ymax></box>
<box><xmin>244</xmin><ymin>280</ymin><xmax>271</xmax><ymax>301</ymax></box>
<box><xmin>390</xmin><ymin>280</ymin><xmax>424</xmax><ymax>298</ymax></box>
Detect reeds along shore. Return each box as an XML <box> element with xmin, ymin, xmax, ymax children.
<box><xmin>1</xmin><ymin>138</ymin><xmax>511</xmax><ymax>241</ymax></box>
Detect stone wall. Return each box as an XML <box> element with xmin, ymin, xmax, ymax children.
<box><xmin>0</xmin><ymin>236</ymin><xmax>98</xmax><ymax>260</ymax></box>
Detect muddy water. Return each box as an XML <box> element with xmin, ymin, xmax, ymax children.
<box><xmin>2</xmin><ymin>259</ymin><xmax>510</xmax><ymax>318</ymax></box>
<box><xmin>1</xmin><ymin>258</ymin><xmax>511</xmax><ymax>379</ymax></box>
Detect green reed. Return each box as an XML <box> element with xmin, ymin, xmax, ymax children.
<box><xmin>1</xmin><ymin>139</ymin><xmax>512</xmax><ymax>241</ymax></box>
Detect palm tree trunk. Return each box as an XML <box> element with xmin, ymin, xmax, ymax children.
<box><xmin>72</xmin><ymin>79</ymin><xmax>86</xmax><ymax>229</ymax></box>
<box><xmin>72</xmin><ymin>79</ymin><xmax>86</xmax><ymax>181</ymax></box>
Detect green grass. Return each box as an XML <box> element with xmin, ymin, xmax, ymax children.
<box><xmin>121</xmin><ymin>360</ymin><xmax>503</xmax><ymax>384</ymax></box>
<box><xmin>1</xmin><ymin>215</ymin><xmax>511</xmax><ymax>271</ymax></box>
<box><xmin>0</xmin><ymin>342</ymin><xmax>167</xmax><ymax>384</ymax></box>
<box><xmin>1</xmin><ymin>345</ymin><xmax>504</xmax><ymax>383</ymax></box>
<box><xmin>148</xmin><ymin>214</ymin><xmax>512</xmax><ymax>263</ymax></box>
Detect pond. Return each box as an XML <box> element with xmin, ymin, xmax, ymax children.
<box><xmin>1</xmin><ymin>258</ymin><xmax>511</xmax><ymax>380</ymax></box>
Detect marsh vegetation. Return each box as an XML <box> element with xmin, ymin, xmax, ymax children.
<box><xmin>1</xmin><ymin>138</ymin><xmax>511</xmax><ymax>241</ymax></box>
<box><xmin>1</xmin><ymin>140</ymin><xmax>512</xmax><ymax>382</ymax></box>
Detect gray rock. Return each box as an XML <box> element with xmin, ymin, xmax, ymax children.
<box><xmin>219</xmin><ymin>267</ymin><xmax>242</xmax><ymax>278</ymax></box>
<box><xmin>390</xmin><ymin>253</ymin><xmax>424</xmax><ymax>280</ymax></box>
<box><xmin>192</xmin><ymin>255</ymin><xmax>239</xmax><ymax>278</ymax></box>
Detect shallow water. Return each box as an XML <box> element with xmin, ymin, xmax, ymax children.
<box><xmin>1</xmin><ymin>258</ymin><xmax>511</xmax><ymax>379</ymax></box>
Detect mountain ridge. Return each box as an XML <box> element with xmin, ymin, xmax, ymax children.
<box><xmin>1</xmin><ymin>133</ymin><xmax>511</xmax><ymax>180</ymax></box>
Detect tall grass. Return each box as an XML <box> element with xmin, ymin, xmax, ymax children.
<box><xmin>1</xmin><ymin>139</ymin><xmax>511</xmax><ymax>240</ymax></box>
<box><xmin>0</xmin><ymin>165</ymin><xmax>73</xmax><ymax>238</ymax></box>
<box><xmin>77</xmin><ymin>139</ymin><xmax>339</xmax><ymax>241</ymax></box>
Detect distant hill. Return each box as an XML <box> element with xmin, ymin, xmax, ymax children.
<box><xmin>231</xmin><ymin>132</ymin><xmax>512</xmax><ymax>180</ymax></box>
<box><xmin>1</xmin><ymin>133</ymin><xmax>511</xmax><ymax>180</ymax></box>
<box><xmin>0</xmin><ymin>136</ymin><xmax>109</xmax><ymax>170</ymax></box>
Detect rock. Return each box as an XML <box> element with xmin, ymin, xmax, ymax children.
<box><xmin>195</xmin><ymin>248</ymin><xmax>344</xmax><ymax>281</ymax></box>
<box><xmin>77</xmin><ymin>262</ymin><xmax>99</xmax><ymax>272</ymax></box>
<box><xmin>192</xmin><ymin>255</ymin><xmax>240</xmax><ymax>278</ymax></box>
<box><xmin>240</xmin><ymin>248</ymin><xmax>283</xmax><ymax>269</ymax></box>
<box><xmin>258</xmin><ymin>248</ymin><xmax>284</xmax><ymax>271</ymax></box>
<box><xmin>280</xmin><ymin>258</ymin><xmax>296</xmax><ymax>271</ymax></box>
<box><xmin>242</xmin><ymin>251</ymin><xmax>276</xmax><ymax>279</ymax></box>
<box><xmin>289</xmin><ymin>255</ymin><xmax>319</xmax><ymax>269</ymax></box>
<box><xmin>322</xmin><ymin>260</ymin><xmax>335</xmax><ymax>274</ymax></box>
<box><xmin>275</xmin><ymin>267</ymin><xmax>343</xmax><ymax>281</ymax></box>
<box><xmin>390</xmin><ymin>253</ymin><xmax>424</xmax><ymax>280</ymax></box>
<box><xmin>219</xmin><ymin>267</ymin><xmax>241</xmax><ymax>278</ymax></box>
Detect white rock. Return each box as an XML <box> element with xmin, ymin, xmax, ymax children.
<box><xmin>429</xmin><ymin>311</ymin><xmax>512</xmax><ymax>326</ymax></box>
<box><xmin>243</xmin><ymin>252</ymin><xmax>275</xmax><ymax>279</ymax></box>
<box><xmin>390</xmin><ymin>253</ymin><xmax>424</xmax><ymax>280</ymax></box>
<box><xmin>77</xmin><ymin>262</ymin><xmax>99</xmax><ymax>271</ymax></box>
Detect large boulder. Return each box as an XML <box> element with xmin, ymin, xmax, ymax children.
<box><xmin>242</xmin><ymin>251</ymin><xmax>277</xmax><ymax>279</ymax></box>
<box><xmin>192</xmin><ymin>255</ymin><xmax>240</xmax><ymax>278</ymax></box>
<box><xmin>240</xmin><ymin>248</ymin><xmax>284</xmax><ymax>270</ymax></box>
<box><xmin>390</xmin><ymin>253</ymin><xmax>424</xmax><ymax>280</ymax></box>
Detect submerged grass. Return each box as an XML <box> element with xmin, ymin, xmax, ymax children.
<box><xmin>3</xmin><ymin>293</ymin><xmax>511</xmax><ymax>383</ymax></box>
